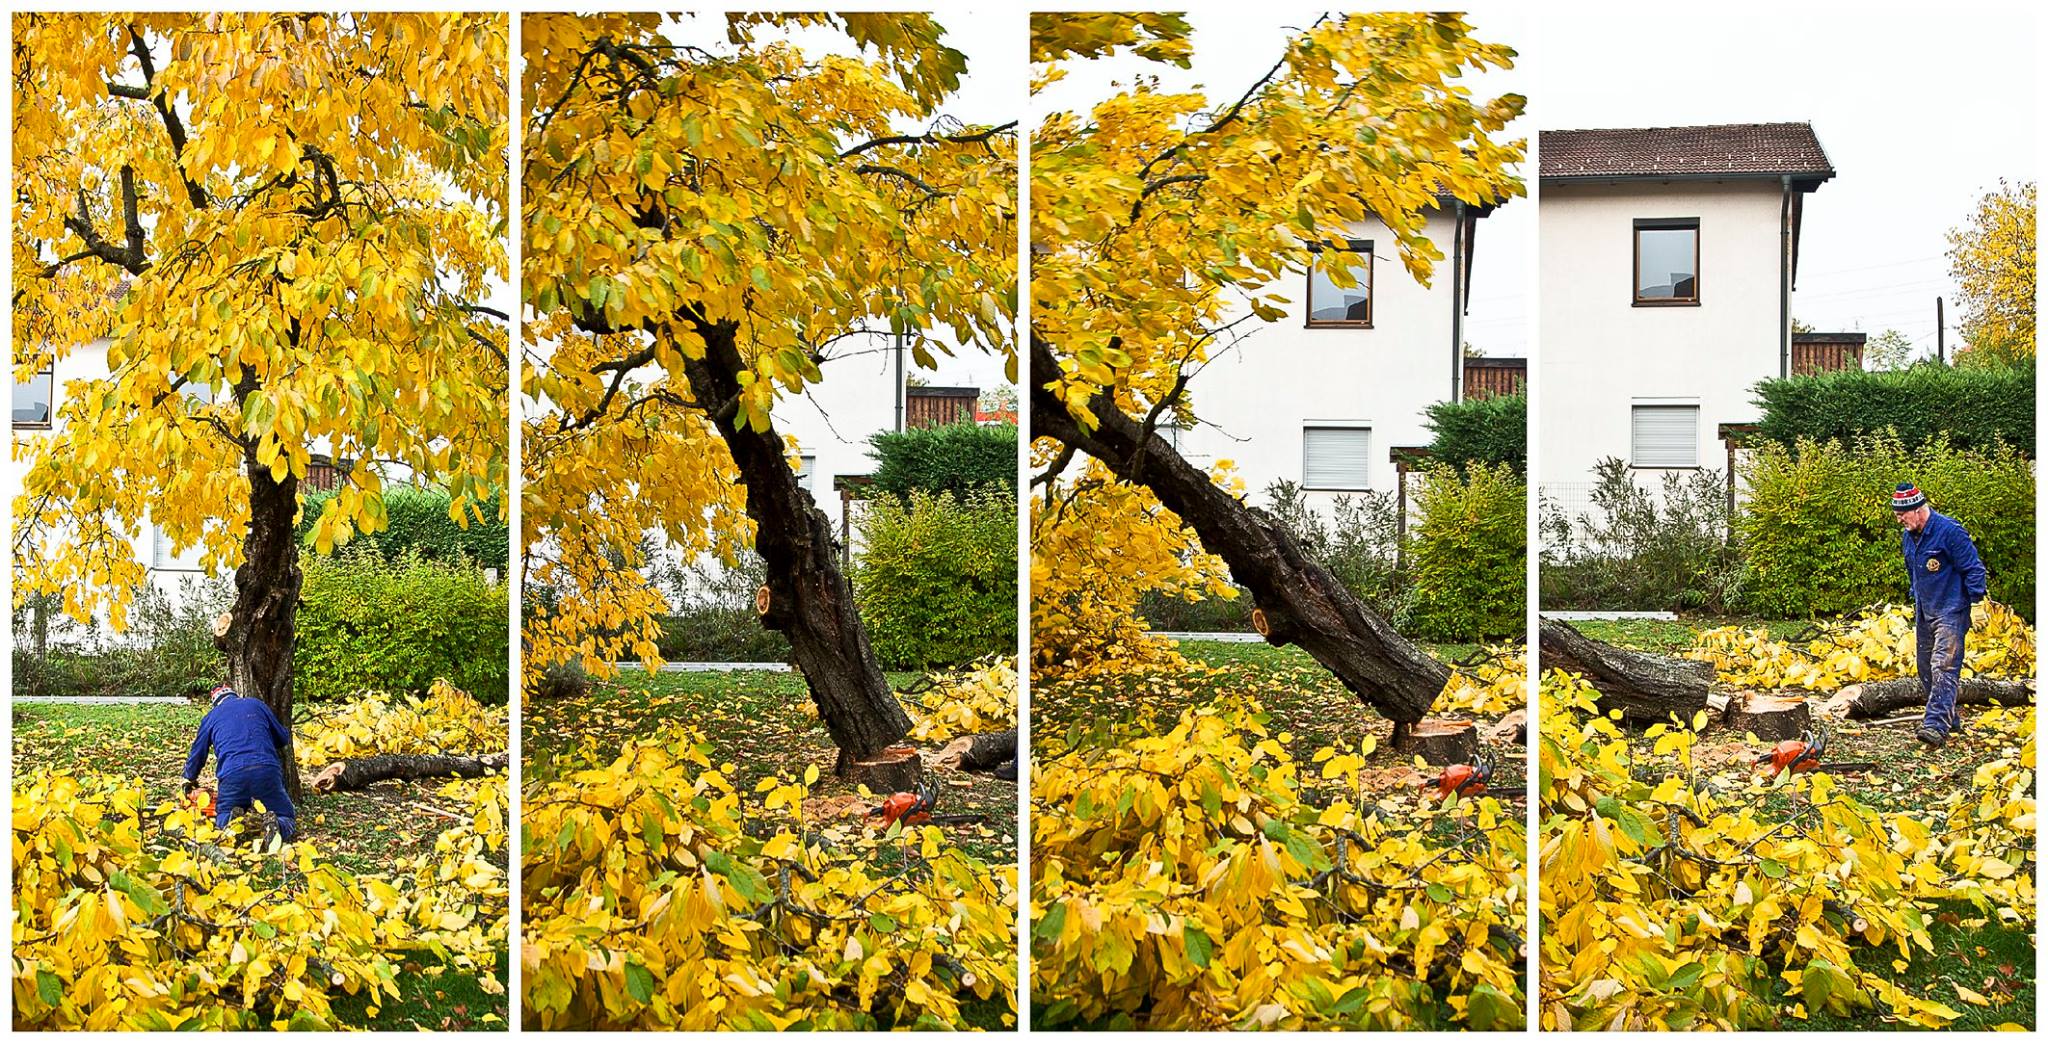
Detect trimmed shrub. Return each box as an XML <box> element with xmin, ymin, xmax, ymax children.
<box><xmin>1424</xmin><ymin>392</ymin><xmax>1527</xmax><ymax>476</ymax></box>
<box><xmin>1539</xmin><ymin>459</ymin><xmax>1739</xmax><ymax>613</ymax></box>
<box><xmin>10</xmin><ymin>578</ymin><xmax>228</xmax><ymax>699</ymax></box>
<box><xmin>1735</xmin><ymin>433</ymin><xmax>2034</xmax><ymax>619</ymax></box>
<box><xmin>649</xmin><ymin>551</ymin><xmax>793</xmax><ymax>663</ymax></box>
<box><xmin>296</xmin><ymin>548</ymin><xmax>510</xmax><ymax>702</ymax></box>
<box><xmin>297</xmin><ymin>484</ymin><xmax>510</xmax><ymax>568</ymax></box>
<box><xmin>854</xmin><ymin>488</ymin><xmax>1018</xmax><ymax>670</ymax></box>
<box><xmin>868</xmin><ymin>422</ymin><xmax>1017</xmax><ymax>502</ymax></box>
<box><xmin>1263</xmin><ymin>480</ymin><xmax>1403</xmax><ymax>613</ymax></box>
<box><xmin>1401</xmin><ymin>463</ymin><xmax>1526</xmax><ymax>641</ymax></box>
<box><xmin>1751</xmin><ymin>358</ymin><xmax>2033</xmax><ymax>457</ymax></box>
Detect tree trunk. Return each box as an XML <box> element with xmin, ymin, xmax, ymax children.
<box><xmin>935</xmin><ymin>728</ymin><xmax>1017</xmax><ymax>773</ymax></box>
<box><xmin>311</xmin><ymin>752</ymin><xmax>509</xmax><ymax>793</ymax></box>
<box><xmin>681</xmin><ymin>315</ymin><xmax>911</xmax><ymax>767</ymax></box>
<box><xmin>1391</xmin><ymin>719</ymin><xmax>1480</xmax><ymax>764</ymax></box>
<box><xmin>1030</xmin><ymin>337</ymin><xmax>1447</xmax><ymax>722</ymax></box>
<box><xmin>1538</xmin><ymin>618</ymin><xmax>1711</xmax><ymax>724</ymax></box>
<box><xmin>214</xmin><ymin>428</ymin><xmax>306</xmax><ymax>802</ymax></box>
<box><xmin>1829</xmin><ymin>677</ymin><xmax>2034</xmax><ymax>719</ymax></box>
<box><xmin>1725</xmin><ymin>692</ymin><xmax>1810</xmax><ymax>742</ymax></box>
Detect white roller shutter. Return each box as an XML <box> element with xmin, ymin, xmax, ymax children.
<box><xmin>1303</xmin><ymin>426</ymin><xmax>1372</xmax><ymax>489</ymax></box>
<box><xmin>1632</xmin><ymin>405</ymin><xmax>1698</xmax><ymax>468</ymax></box>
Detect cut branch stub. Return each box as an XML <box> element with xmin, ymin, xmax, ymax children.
<box><xmin>755</xmin><ymin>585</ymin><xmax>772</xmax><ymax>616</ymax></box>
<box><xmin>1391</xmin><ymin>719</ymin><xmax>1479</xmax><ymax>765</ymax></box>
<box><xmin>1725</xmin><ymin>692</ymin><xmax>1810</xmax><ymax>742</ymax></box>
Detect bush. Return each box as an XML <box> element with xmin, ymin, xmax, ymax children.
<box><xmin>1751</xmin><ymin>358</ymin><xmax>2033</xmax><ymax>457</ymax></box>
<box><xmin>854</xmin><ymin>488</ymin><xmax>1018</xmax><ymax>670</ymax></box>
<box><xmin>1135</xmin><ymin>585</ymin><xmax>1257</xmax><ymax>632</ymax></box>
<box><xmin>10</xmin><ymin>579</ymin><xmax>228</xmax><ymax>699</ymax></box>
<box><xmin>649</xmin><ymin>551</ymin><xmax>793</xmax><ymax>663</ymax></box>
<box><xmin>296</xmin><ymin>548</ymin><xmax>510</xmax><ymax>702</ymax></box>
<box><xmin>1401</xmin><ymin>463</ymin><xmax>1525</xmax><ymax>641</ymax></box>
<box><xmin>1539</xmin><ymin>459</ymin><xmax>1739</xmax><ymax>613</ymax></box>
<box><xmin>1734</xmin><ymin>433</ymin><xmax>2034</xmax><ymax>619</ymax></box>
<box><xmin>298</xmin><ymin>483</ymin><xmax>510</xmax><ymax>568</ymax></box>
<box><xmin>1424</xmin><ymin>392</ymin><xmax>1526</xmax><ymax>476</ymax></box>
<box><xmin>867</xmin><ymin>422</ymin><xmax>1017</xmax><ymax>502</ymax></box>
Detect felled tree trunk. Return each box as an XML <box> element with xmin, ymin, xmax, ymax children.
<box><xmin>682</xmin><ymin>315</ymin><xmax>911</xmax><ymax>769</ymax></box>
<box><xmin>1538</xmin><ymin>618</ymin><xmax>1711</xmax><ymax>724</ymax></box>
<box><xmin>214</xmin><ymin>401</ymin><xmax>306</xmax><ymax>802</ymax></box>
<box><xmin>311</xmin><ymin>753</ymin><xmax>509</xmax><ymax>793</ymax></box>
<box><xmin>935</xmin><ymin>729</ymin><xmax>1017</xmax><ymax>774</ymax></box>
<box><xmin>1830</xmin><ymin>677</ymin><xmax>2034</xmax><ymax>719</ymax></box>
<box><xmin>1030</xmin><ymin>337</ymin><xmax>1446</xmax><ymax>722</ymax></box>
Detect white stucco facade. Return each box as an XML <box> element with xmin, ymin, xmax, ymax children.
<box><xmin>1538</xmin><ymin>178</ymin><xmax>1793</xmax><ymax>504</ymax></box>
<box><xmin>769</xmin><ymin>338</ymin><xmax>906</xmax><ymax>535</ymax></box>
<box><xmin>1166</xmin><ymin>209</ymin><xmax>1492</xmax><ymax>507</ymax></box>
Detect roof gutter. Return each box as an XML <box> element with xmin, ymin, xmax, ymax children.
<box><xmin>1541</xmin><ymin>171</ymin><xmax>1835</xmax><ymax>187</ymax></box>
<box><xmin>1779</xmin><ymin>174</ymin><xmax>1792</xmax><ymax>379</ymax></box>
<box><xmin>1451</xmin><ymin>200</ymin><xmax>1466</xmax><ymax>402</ymax></box>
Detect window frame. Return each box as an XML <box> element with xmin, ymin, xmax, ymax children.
<box><xmin>13</xmin><ymin>360</ymin><xmax>56</xmax><ymax>430</ymax></box>
<box><xmin>1304</xmin><ymin>238</ymin><xmax>1375</xmax><ymax>328</ymax></box>
<box><xmin>1300</xmin><ymin>422</ymin><xmax>1374</xmax><ymax>491</ymax></box>
<box><xmin>1629</xmin><ymin>401</ymin><xmax>1701</xmax><ymax>470</ymax></box>
<box><xmin>1632</xmin><ymin>218</ymin><xmax>1701</xmax><ymax>307</ymax></box>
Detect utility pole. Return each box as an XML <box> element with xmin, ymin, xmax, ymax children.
<box><xmin>1936</xmin><ymin>297</ymin><xmax>1945</xmax><ymax>364</ymax></box>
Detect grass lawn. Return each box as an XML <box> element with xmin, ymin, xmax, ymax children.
<box><xmin>12</xmin><ymin>699</ymin><xmax>509</xmax><ymax>1031</ymax></box>
<box><xmin>1562</xmin><ymin>620</ymin><xmax>2036</xmax><ymax>1030</ymax></box>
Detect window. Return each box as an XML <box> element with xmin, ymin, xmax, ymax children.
<box><xmin>1631</xmin><ymin>404</ymin><xmax>1699</xmax><ymax>468</ymax></box>
<box><xmin>13</xmin><ymin>362</ymin><xmax>54</xmax><ymax>428</ymax></box>
<box><xmin>1634</xmin><ymin>219</ymin><xmax>1699</xmax><ymax>304</ymax></box>
<box><xmin>1306</xmin><ymin>239</ymin><xmax>1374</xmax><ymax>326</ymax></box>
<box><xmin>1302</xmin><ymin>425</ymin><xmax>1372</xmax><ymax>489</ymax></box>
<box><xmin>152</xmin><ymin>526</ymin><xmax>203</xmax><ymax>572</ymax></box>
<box><xmin>796</xmin><ymin>454</ymin><xmax>815</xmax><ymax>491</ymax></box>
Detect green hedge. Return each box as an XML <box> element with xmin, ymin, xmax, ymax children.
<box><xmin>1424</xmin><ymin>392</ymin><xmax>1526</xmax><ymax>477</ymax></box>
<box><xmin>867</xmin><ymin>422</ymin><xmax>1017</xmax><ymax>502</ymax></box>
<box><xmin>1400</xmin><ymin>462</ymin><xmax>1526</xmax><ymax>641</ymax></box>
<box><xmin>1735</xmin><ymin>434</ymin><xmax>2034</xmax><ymax>618</ymax></box>
<box><xmin>297</xmin><ymin>484</ymin><xmax>510</xmax><ymax>568</ymax></box>
<box><xmin>853</xmin><ymin>488</ymin><xmax>1017</xmax><ymax>669</ymax></box>
<box><xmin>1751</xmin><ymin>359</ymin><xmax>2033</xmax><ymax>457</ymax></box>
<box><xmin>297</xmin><ymin>548</ymin><xmax>510</xmax><ymax>702</ymax></box>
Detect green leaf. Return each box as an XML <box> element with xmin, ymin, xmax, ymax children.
<box><xmin>37</xmin><ymin>968</ymin><xmax>63</xmax><ymax>1008</ymax></box>
<box><xmin>1760</xmin><ymin>858</ymin><xmax>1788</xmax><ymax>879</ymax></box>
<box><xmin>1184</xmin><ymin>925</ymin><xmax>1212</xmax><ymax>969</ymax></box>
<box><xmin>624</xmin><ymin>961</ymin><xmax>655</xmax><ymax>1004</ymax></box>
<box><xmin>1034</xmin><ymin>902</ymin><xmax>1066</xmax><ymax>941</ymax></box>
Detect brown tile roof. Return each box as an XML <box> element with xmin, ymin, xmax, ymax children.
<box><xmin>1540</xmin><ymin>123</ymin><xmax>1833</xmax><ymax>182</ymax></box>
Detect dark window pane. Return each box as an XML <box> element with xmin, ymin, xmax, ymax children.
<box><xmin>1637</xmin><ymin>227</ymin><xmax>1697</xmax><ymax>300</ymax></box>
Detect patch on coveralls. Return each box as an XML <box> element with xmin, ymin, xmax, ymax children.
<box><xmin>1926</xmin><ymin>557</ymin><xmax>1940</xmax><ymax>572</ymax></box>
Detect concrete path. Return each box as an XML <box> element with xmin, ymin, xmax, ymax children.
<box><xmin>609</xmin><ymin>661</ymin><xmax>794</xmax><ymax>673</ymax></box>
<box><xmin>1151</xmin><ymin>631</ymin><xmax>1265</xmax><ymax>643</ymax></box>
<box><xmin>1540</xmin><ymin>611</ymin><xmax>1678</xmax><ymax>621</ymax></box>
<box><xmin>13</xmin><ymin>695</ymin><xmax>190</xmax><ymax>705</ymax></box>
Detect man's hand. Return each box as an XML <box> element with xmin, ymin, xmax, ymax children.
<box><xmin>1971</xmin><ymin>601</ymin><xmax>1989</xmax><ymax>628</ymax></box>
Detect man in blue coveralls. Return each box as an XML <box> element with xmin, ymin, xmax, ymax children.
<box><xmin>1892</xmin><ymin>482</ymin><xmax>1987</xmax><ymax>748</ymax></box>
<box><xmin>183</xmin><ymin>683</ymin><xmax>298</xmax><ymax>839</ymax></box>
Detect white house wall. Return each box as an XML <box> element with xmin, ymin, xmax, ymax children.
<box><xmin>1170</xmin><ymin>211</ymin><xmax>1472</xmax><ymax>508</ymax></box>
<box><xmin>1538</xmin><ymin>179</ymin><xmax>1787</xmax><ymax>504</ymax></box>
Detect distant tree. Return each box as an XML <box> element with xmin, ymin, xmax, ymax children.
<box><xmin>1790</xmin><ymin>317</ymin><xmax>1816</xmax><ymax>334</ymax></box>
<box><xmin>1863</xmin><ymin>329</ymin><xmax>1913</xmax><ymax>371</ymax></box>
<box><xmin>1947</xmin><ymin>179</ymin><xmax>2035</xmax><ymax>366</ymax></box>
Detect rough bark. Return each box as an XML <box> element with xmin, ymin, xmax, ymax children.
<box><xmin>1539</xmin><ymin>618</ymin><xmax>1712</xmax><ymax>723</ymax></box>
<box><xmin>935</xmin><ymin>729</ymin><xmax>1017</xmax><ymax>774</ymax></box>
<box><xmin>1726</xmin><ymin>692</ymin><xmax>1810</xmax><ymax>742</ymax></box>
<box><xmin>1031</xmin><ymin>336</ymin><xmax>1447</xmax><ymax>722</ymax></box>
<box><xmin>682</xmin><ymin>315</ymin><xmax>912</xmax><ymax>767</ymax></box>
<box><xmin>842</xmin><ymin>744</ymin><xmax>924</xmax><ymax>794</ymax></box>
<box><xmin>1828</xmin><ymin>677</ymin><xmax>2034</xmax><ymax>719</ymax></box>
<box><xmin>311</xmin><ymin>753</ymin><xmax>509</xmax><ymax>793</ymax></box>
<box><xmin>1392</xmin><ymin>719</ymin><xmax>1480</xmax><ymax>765</ymax></box>
<box><xmin>214</xmin><ymin>403</ymin><xmax>306</xmax><ymax>802</ymax></box>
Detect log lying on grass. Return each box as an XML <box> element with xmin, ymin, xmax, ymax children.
<box><xmin>1539</xmin><ymin>618</ymin><xmax>1712</xmax><ymax>723</ymax></box>
<box><xmin>310</xmin><ymin>753</ymin><xmax>508</xmax><ymax>793</ymax></box>
<box><xmin>935</xmin><ymin>729</ymin><xmax>1017</xmax><ymax>775</ymax></box>
<box><xmin>1821</xmin><ymin>677</ymin><xmax>2034</xmax><ymax>720</ymax></box>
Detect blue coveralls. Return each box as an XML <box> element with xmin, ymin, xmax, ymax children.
<box><xmin>1902</xmin><ymin>510</ymin><xmax>1987</xmax><ymax>738</ymax></box>
<box><xmin>183</xmin><ymin>695</ymin><xmax>298</xmax><ymax>839</ymax></box>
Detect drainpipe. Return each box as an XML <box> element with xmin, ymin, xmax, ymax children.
<box><xmin>893</xmin><ymin>329</ymin><xmax>905</xmax><ymax>431</ymax></box>
<box><xmin>1778</xmin><ymin>175</ymin><xmax>1792</xmax><ymax>379</ymax></box>
<box><xmin>1450</xmin><ymin>201</ymin><xmax>1466</xmax><ymax>402</ymax></box>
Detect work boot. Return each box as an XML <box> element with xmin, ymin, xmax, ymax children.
<box><xmin>1915</xmin><ymin>726</ymin><xmax>1947</xmax><ymax>749</ymax></box>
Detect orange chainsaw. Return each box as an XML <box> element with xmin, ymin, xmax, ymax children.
<box><xmin>1756</xmin><ymin>728</ymin><xmax>1877</xmax><ymax>777</ymax></box>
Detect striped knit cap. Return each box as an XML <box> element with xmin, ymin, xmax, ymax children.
<box><xmin>1891</xmin><ymin>482</ymin><xmax>1927</xmax><ymax>511</ymax></box>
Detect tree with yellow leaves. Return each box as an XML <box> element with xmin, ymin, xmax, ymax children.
<box><xmin>519</xmin><ymin>13</ymin><xmax>1015</xmax><ymax>768</ymax></box>
<box><xmin>1029</xmin><ymin>13</ymin><xmax>1523</xmax><ymax>717</ymax></box>
<box><xmin>1947</xmin><ymin>179</ymin><xmax>2035</xmax><ymax>366</ymax></box>
<box><xmin>12</xmin><ymin>13</ymin><xmax>511</xmax><ymax>797</ymax></box>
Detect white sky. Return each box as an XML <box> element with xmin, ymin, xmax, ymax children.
<box><xmin>1029</xmin><ymin>9</ymin><xmax>1534</xmax><ymax>358</ymax></box>
<box><xmin>1533</xmin><ymin>5</ymin><xmax>2039</xmax><ymax>362</ymax></box>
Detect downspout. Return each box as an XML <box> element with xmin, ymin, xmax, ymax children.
<box><xmin>1778</xmin><ymin>175</ymin><xmax>1792</xmax><ymax>378</ymax></box>
<box><xmin>1450</xmin><ymin>201</ymin><xmax>1466</xmax><ymax>402</ymax></box>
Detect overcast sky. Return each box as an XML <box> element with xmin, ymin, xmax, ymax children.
<box><xmin>1028</xmin><ymin>9</ymin><xmax>1534</xmax><ymax>358</ymax></box>
<box><xmin>1533</xmin><ymin>5</ymin><xmax>2039</xmax><ymax>362</ymax></box>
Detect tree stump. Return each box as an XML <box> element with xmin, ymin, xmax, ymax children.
<box><xmin>1726</xmin><ymin>693</ymin><xmax>1810</xmax><ymax>742</ymax></box>
<box><xmin>840</xmin><ymin>745</ymin><xmax>924</xmax><ymax>794</ymax></box>
<box><xmin>1392</xmin><ymin>719</ymin><xmax>1479</xmax><ymax>765</ymax></box>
